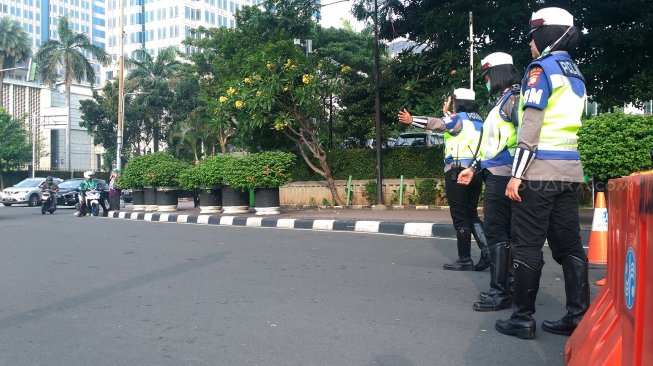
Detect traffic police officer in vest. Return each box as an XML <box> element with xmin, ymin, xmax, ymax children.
<box><xmin>495</xmin><ymin>7</ymin><xmax>589</xmax><ymax>339</ymax></box>
<box><xmin>457</xmin><ymin>52</ymin><xmax>521</xmax><ymax>312</ymax></box>
<box><xmin>398</xmin><ymin>88</ymin><xmax>489</xmax><ymax>272</ymax></box>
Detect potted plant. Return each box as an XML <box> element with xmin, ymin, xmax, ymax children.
<box><xmin>221</xmin><ymin>155</ymin><xmax>251</xmax><ymax>214</ymax></box>
<box><xmin>120</xmin><ymin>154</ymin><xmax>151</xmax><ymax>211</ymax></box>
<box><xmin>141</xmin><ymin>153</ymin><xmax>187</xmax><ymax>212</ymax></box>
<box><xmin>242</xmin><ymin>151</ymin><xmax>295</xmax><ymax>215</ymax></box>
<box><xmin>178</xmin><ymin>155</ymin><xmax>234</xmax><ymax>213</ymax></box>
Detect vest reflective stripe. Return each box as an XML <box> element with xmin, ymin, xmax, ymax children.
<box><xmin>480</xmin><ymin>92</ymin><xmax>517</xmax><ymax>168</ymax></box>
<box><xmin>519</xmin><ymin>54</ymin><xmax>586</xmax><ymax>161</ymax></box>
<box><xmin>443</xmin><ymin>112</ymin><xmax>483</xmax><ymax>165</ymax></box>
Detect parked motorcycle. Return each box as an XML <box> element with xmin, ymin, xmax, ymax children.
<box><xmin>41</xmin><ymin>189</ymin><xmax>56</xmax><ymax>214</ymax></box>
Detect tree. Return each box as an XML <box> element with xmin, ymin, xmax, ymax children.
<box><xmin>126</xmin><ymin>47</ymin><xmax>180</xmax><ymax>152</ymax></box>
<box><xmin>34</xmin><ymin>16</ymin><xmax>109</xmax><ymax>172</ymax></box>
<box><xmin>0</xmin><ymin>108</ymin><xmax>31</xmax><ymax>189</ymax></box>
<box><xmin>356</xmin><ymin>0</ymin><xmax>653</xmax><ymax>111</ymax></box>
<box><xmin>0</xmin><ymin>17</ymin><xmax>31</xmax><ymax>107</ymax></box>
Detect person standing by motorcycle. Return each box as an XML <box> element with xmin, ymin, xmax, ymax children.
<box><xmin>108</xmin><ymin>168</ymin><xmax>121</xmax><ymax>211</ymax></box>
<box><xmin>398</xmin><ymin>88</ymin><xmax>489</xmax><ymax>272</ymax></box>
<box><xmin>38</xmin><ymin>176</ymin><xmax>59</xmax><ymax>210</ymax></box>
<box><xmin>77</xmin><ymin>171</ymin><xmax>98</xmax><ymax>216</ymax></box>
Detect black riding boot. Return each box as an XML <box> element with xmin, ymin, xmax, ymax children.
<box><xmin>443</xmin><ymin>228</ymin><xmax>473</xmax><ymax>271</ymax></box>
<box><xmin>495</xmin><ymin>259</ymin><xmax>542</xmax><ymax>339</ymax></box>
<box><xmin>472</xmin><ymin>222</ymin><xmax>490</xmax><ymax>271</ymax></box>
<box><xmin>474</xmin><ymin>242</ymin><xmax>512</xmax><ymax>311</ymax></box>
<box><xmin>542</xmin><ymin>255</ymin><xmax>590</xmax><ymax>335</ymax></box>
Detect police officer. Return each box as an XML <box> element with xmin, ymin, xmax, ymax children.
<box><xmin>398</xmin><ymin>88</ymin><xmax>489</xmax><ymax>271</ymax></box>
<box><xmin>457</xmin><ymin>52</ymin><xmax>521</xmax><ymax>311</ymax></box>
<box><xmin>495</xmin><ymin>7</ymin><xmax>589</xmax><ymax>339</ymax></box>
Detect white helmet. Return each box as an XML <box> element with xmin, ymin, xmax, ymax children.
<box><xmin>529</xmin><ymin>7</ymin><xmax>574</xmax><ymax>35</ymax></box>
<box><xmin>453</xmin><ymin>88</ymin><xmax>475</xmax><ymax>101</ymax></box>
<box><xmin>83</xmin><ymin>171</ymin><xmax>94</xmax><ymax>179</ymax></box>
<box><xmin>480</xmin><ymin>52</ymin><xmax>513</xmax><ymax>77</ymax></box>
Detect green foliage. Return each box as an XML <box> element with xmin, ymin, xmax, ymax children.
<box><xmin>0</xmin><ymin>17</ymin><xmax>31</xmax><ymax>103</ymax></box>
<box><xmin>287</xmin><ymin>147</ymin><xmax>444</xmax><ymax>181</ymax></box>
<box><xmin>225</xmin><ymin>151</ymin><xmax>295</xmax><ymax>190</ymax></box>
<box><xmin>414</xmin><ymin>178</ymin><xmax>437</xmax><ymax>205</ymax></box>
<box><xmin>120</xmin><ymin>152</ymin><xmax>185</xmax><ymax>188</ymax></box>
<box><xmin>578</xmin><ymin>113</ymin><xmax>653</xmax><ymax>180</ymax></box>
<box><xmin>389</xmin><ymin>184</ymin><xmax>406</xmax><ymax>205</ymax></box>
<box><xmin>362</xmin><ymin>180</ymin><xmax>377</xmax><ymax>204</ymax></box>
<box><xmin>177</xmin><ymin>155</ymin><xmax>236</xmax><ymax>190</ymax></box>
<box><xmin>0</xmin><ymin>108</ymin><xmax>31</xmax><ymax>173</ymax></box>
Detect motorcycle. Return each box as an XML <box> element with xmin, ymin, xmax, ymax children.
<box><xmin>41</xmin><ymin>189</ymin><xmax>56</xmax><ymax>214</ymax></box>
<box><xmin>79</xmin><ymin>188</ymin><xmax>102</xmax><ymax>217</ymax></box>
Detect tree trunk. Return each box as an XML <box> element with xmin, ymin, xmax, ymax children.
<box><xmin>153</xmin><ymin>122</ymin><xmax>159</xmax><ymax>152</ymax></box>
<box><xmin>297</xmin><ymin>142</ymin><xmax>344</xmax><ymax>206</ymax></box>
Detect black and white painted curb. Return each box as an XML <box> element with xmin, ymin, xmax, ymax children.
<box><xmin>108</xmin><ymin>211</ymin><xmax>457</xmax><ymax>238</ymax></box>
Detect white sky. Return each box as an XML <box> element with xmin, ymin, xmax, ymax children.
<box><xmin>318</xmin><ymin>0</ymin><xmax>365</xmax><ymax>31</ymax></box>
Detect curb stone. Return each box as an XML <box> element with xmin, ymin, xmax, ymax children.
<box><xmin>107</xmin><ymin>211</ymin><xmax>591</xmax><ymax>241</ymax></box>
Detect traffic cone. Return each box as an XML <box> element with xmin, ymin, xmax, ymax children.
<box><xmin>587</xmin><ymin>191</ymin><xmax>608</xmax><ymax>265</ymax></box>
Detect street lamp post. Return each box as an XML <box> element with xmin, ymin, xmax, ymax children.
<box><xmin>373</xmin><ymin>0</ymin><xmax>384</xmax><ymax>206</ymax></box>
<box><xmin>117</xmin><ymin>91</ymin><xmax>148</xmax><ymax>170</ymax></box>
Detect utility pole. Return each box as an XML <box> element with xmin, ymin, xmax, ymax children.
<box><xmin>469</xmin><ymin>11</ymin><xmax>474</xmax><ymax>89</ymax></box>
<box><xmin>373</xmin><ymin>0</ymin><xmax>384</xmax><ymax>206</ymax></box>
<box><xmin>117</xmin><ymin>0</ymin><xmax>125</xmax><ymax>171</ymax></box>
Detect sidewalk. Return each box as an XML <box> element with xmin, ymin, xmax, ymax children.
<box><xmin>111</xmin><ymin>199</ymin><xmax>594</xmax><ymax>241</ymax></box>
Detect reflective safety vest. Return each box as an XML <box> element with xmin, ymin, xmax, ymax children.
<box><xmin>443</xmin><ymin>112</ymin><xmax>483</xmax><ymax>166</ymax></box>
<box><xmin>480</xmin><ymin>90</ymin><xmax>518</xmax><ymax>168</ymax></box>
<box><xmin>519</xmin><ymin>53</ymin><xmax>586</xmax><ymax>160</ymax></box>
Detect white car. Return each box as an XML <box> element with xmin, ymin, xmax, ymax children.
<box><xmin>1</xmin><ymin>177</ymin><xmax>63</xmax><ymax>207</ymax></box>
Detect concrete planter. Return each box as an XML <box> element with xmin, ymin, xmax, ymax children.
<box><xmin>156</xmin><ymin>187</ymin><xmax>179</xmax><ymax>212</ymax></box>
<box><xmin>132</xmin><ymin>189</ymin><xmax>145</xmax><ymax>211</ymax></box>
<box><xmin>254</xmin><ymin>187</ymin><xmax>280</xmax><ymax>215</ymax></box>
<box><xmin>222</xmin><ymin>185</ymin><xmax>249</xmax><ymax>214</ymax></box>
<box><xmin>199</xmin><ymin>186</ymin><xmax>222</xmax><ymax>214</ymax></box>
<box><xmin>143</xmin><ymin>187</ymin><xmax>158</xmax><ymax>211</ymax></box>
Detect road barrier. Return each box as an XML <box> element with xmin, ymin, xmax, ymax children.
<box><xmin>565</xmin><ymin>171</ymin><xmax>653</xmax><ymax>365</ymax></box>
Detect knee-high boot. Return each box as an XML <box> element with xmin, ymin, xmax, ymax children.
<box><xmin>472</xmin><ymin>222</ymin><xmax>490</xmax><ymax>271</ymax></box>
<box><xmin>443</xmin><ymin>228</ymin><xmax>473</xmax><ymax>271</ymax></box>
<box><xmin>542</xmin><ymin>255</ymin><xmax>590</xmax><ymax>335</ymax></box>
<box><xmin>473</xmin><ymin>242</ymin><xmax>512</xmax><ymax>311</ymax></box>
<box><xmin>495</xmin><ymin>259</ymin><xmax>542</xmax><ymax>339</ymax></box>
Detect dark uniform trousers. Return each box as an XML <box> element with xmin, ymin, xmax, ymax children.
<box><xmin>445</xmin><ymin>169</ymin><xmax>483</xmax><ymax>231</ymax></box>
<box><xmin>511</xmin><ymin>180</ymin><xmax>586</xmax><ymax>267</ymax></box>
<box><xmin>484</xmin><ymin>173</ymin><xmax>512</xmax><ymax>245</ymax></box>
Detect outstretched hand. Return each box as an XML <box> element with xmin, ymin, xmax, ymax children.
<box><xmin>397</xmin><ymin>109</ymin><xmax>413</xmax><ymax>125</ymax></box>
<box><xmin>442</xmin><ymin>96</ymin><xmax>452</xmax><ymax>115</ymax></box>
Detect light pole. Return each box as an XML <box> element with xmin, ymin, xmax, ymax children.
<box><xmin>373</xmin><ymin>0</ymin><xmax>384</xmax><ymax>206</ymax></box>
<box><xmin>117</xmin><ymin>91</ymin><xmax>148</xmax><ymax>170</ymax></box>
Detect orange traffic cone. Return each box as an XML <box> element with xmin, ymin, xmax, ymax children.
<box><xmin>587</xmin><ymin>191</ymin><xmax>608</xmax><ymax>265</ymax></box>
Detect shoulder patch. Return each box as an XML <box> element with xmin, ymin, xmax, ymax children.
<box><xmin>527</xmin><ymin>67</ymin><xmax>543</xmax><ymax>87</ymax></box>
<box><xmin>556</xmin><ymin>59</ymin><xmax>585</xmax><ymax>82</ymax></box>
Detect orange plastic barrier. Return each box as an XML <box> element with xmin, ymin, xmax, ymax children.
<box><xmin>565</xmin><ymin>172</ymin><xmax>653</xmax><ymax>365</ymax></box>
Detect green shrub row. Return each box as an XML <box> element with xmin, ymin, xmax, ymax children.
<box><xmin>288</xmin><ymin>147</ymin><xmax>445</xmax><ymax>181</ymax></box>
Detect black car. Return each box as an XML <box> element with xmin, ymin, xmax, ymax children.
<box><xmin>57</xmin><ymin>178</ymin><xmax>110</xmax><ymax>210</ymax></box>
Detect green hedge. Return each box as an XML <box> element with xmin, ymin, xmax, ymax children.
<box><xmin>578</xmin><ymin>113</ymin><xmax>653</xmax><ymax>180</ymax></box>
<box><xmin>288</xmin><ymin>147</ymin><xmax>444</xmax><ymax>181</ymax></box>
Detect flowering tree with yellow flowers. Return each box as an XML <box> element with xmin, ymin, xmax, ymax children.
<box><xmin>215</xmin><ymin>42</ymin><xmax>351</xmax><ymax>205</ymax></box>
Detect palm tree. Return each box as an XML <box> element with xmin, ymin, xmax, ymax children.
<box><xmin>34</xmin><ymin>16</ymin><xmax>109</xmax><ymax>173</ymax></box>
<box><xmin>0</xmin><ymin>17</ymin><xmax>32</xmax><ymax>107</ymax></box>
<box><xmin>126</xmin><ymin>47</ymin><xmax>179</xmax><ymax>152</ymax></box>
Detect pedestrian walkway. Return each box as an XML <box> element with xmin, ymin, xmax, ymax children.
<box><xmin>109</xmin><ymin>199</ymin><xmax>593</xmax><ymax>241</ymax></box>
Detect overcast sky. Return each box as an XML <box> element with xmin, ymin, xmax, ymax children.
<box><xmin>318</xmin><ymin>0</ymin><xmax>365</xmax><ymax>31</ymax></box>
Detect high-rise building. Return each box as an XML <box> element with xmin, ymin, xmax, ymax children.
<box><xmin>104</xmin><ymin>0</ymin><xmax>253</xmax><ymax>82</ymax></box>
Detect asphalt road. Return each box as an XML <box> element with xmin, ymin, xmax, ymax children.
<box><xmin>0</xmin><ymin>205</ymin><xmax>604</xmax><ymax>366</ymax></box>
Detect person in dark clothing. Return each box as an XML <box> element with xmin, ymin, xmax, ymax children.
<box><xmin>495</xmin><ymin>7</ymin><xmax>589</xmax><ymax>339</ymax></box>
<box><xmin>398</xmin><ymin>88</ymin><xmax>489</xmax><ymax>271</ymax></box>
<box><xmin>458</xmin><ymin>52</ymin><xmax>522</xmax><ymax>311</ymax></box>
